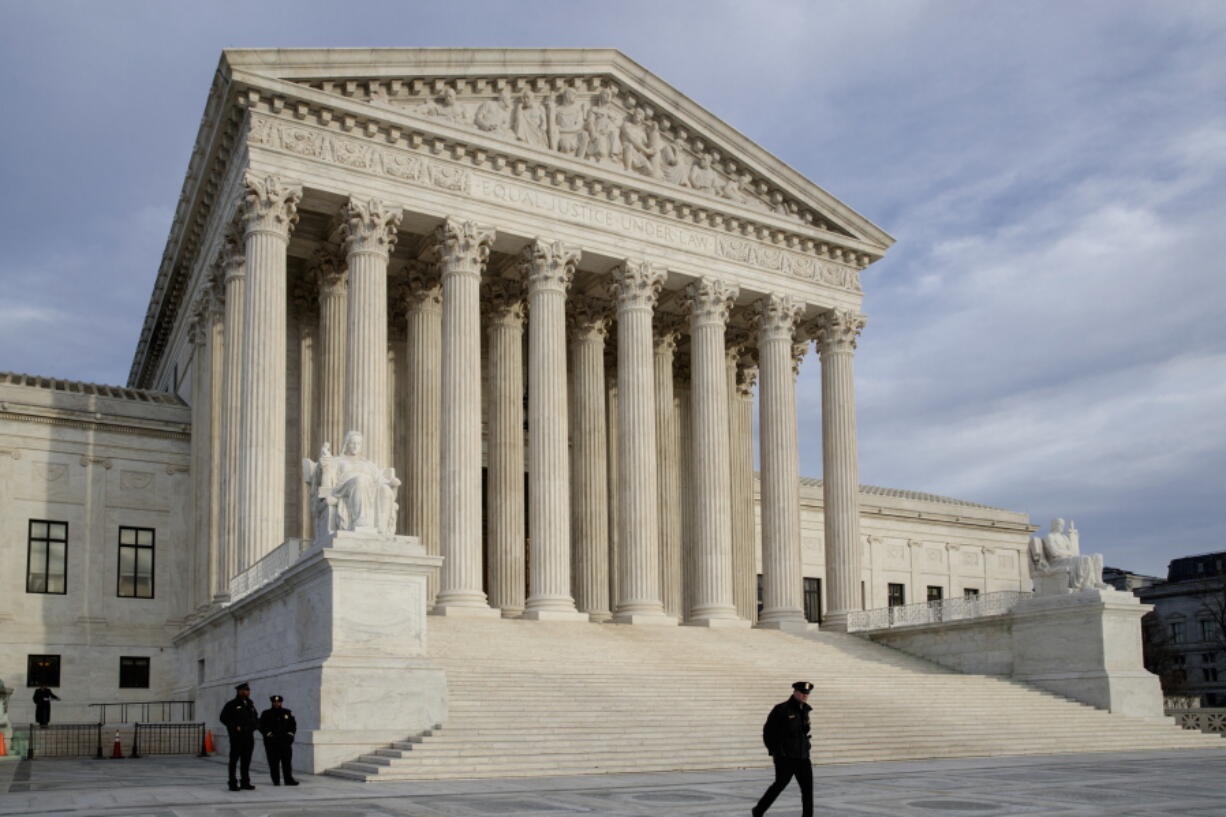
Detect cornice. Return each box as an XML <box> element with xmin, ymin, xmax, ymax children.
<box><xmin>0</xmin><ymin>404</ymin><xmax>192</xmax><ymax>441</ymax></box>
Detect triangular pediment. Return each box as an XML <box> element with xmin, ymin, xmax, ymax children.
<box><xmin>222</xmin><ymin>48</ymin><xmax>892</xmax><ymax>254</ymax></box>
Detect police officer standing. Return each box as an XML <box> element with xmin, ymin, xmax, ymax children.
<box><xmin>752</xmin><ymin>681</ymin><xmax>814</xmax><ymax>817</ymax></box>
<box><xmin>259</xmin><ymin>695</ymin><xmax>299</xmax><ymax>786</ymax></box>
<box><xmin>219</xmin><ymin>682</ymin><xmax>259</xmax><ymax>791</ymax></box>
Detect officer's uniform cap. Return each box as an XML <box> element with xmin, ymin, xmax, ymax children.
<box><xmin>270</xmin><ymin>695</ymin><xmax>283</xmax><ymax>703</ymax></box>
<box><xmin>235</xmin><ymin>682</ymin><xmax>250</xmax><ymax>691</ymax></box>
<box><xmin>792</xmin><ymin>681</ymin><xmax>814</xmax><ymax>694</ymax></box>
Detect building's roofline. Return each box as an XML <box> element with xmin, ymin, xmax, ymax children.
<box><xmin>0</xmin><ymin>372</ymin><xmax>185</xmax><ymax>406</ymax></box>
<box><xmin>795</xmin><ymin>476</ymin><xmax>1010</xmax><ymax>512</ymax></box>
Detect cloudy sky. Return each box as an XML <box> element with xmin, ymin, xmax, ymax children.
<box><xmin>2</xmin><ymin>0</ymin><xmax>1223</xmax><ymax>578</ymax></box>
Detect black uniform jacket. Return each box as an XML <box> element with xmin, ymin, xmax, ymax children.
<box><xmin>219</xmin><ymin>696</ymin><xmax>260</xmax><ymax>735</ymax></box>
<box><xmin>762</xmin><ymin>696</ymin><xmax>812</xmax><ymax>759</ymax></box>
<box><xmin>259</xmin><ymin>707</ymin><xmax>297</xmax><ymax>743</ymax></box>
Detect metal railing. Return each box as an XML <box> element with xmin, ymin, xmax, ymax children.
<box><xmin>24</xmin><ymin>723</ymin><xmax>103</xmax><ymax>759</ymax></box>
<box><xmin>131</xmin><ymin>722</ymin><xmax>206</xmax><ymax>757</ymax></box>
<box><xmin>847</xmin><ymin>591</ymin><xmax>1032</xmax><ymax>633</ymax></box>
<box><xmin>1168</xmin><ymin>708</ymin><xmax>1226</xmax><ymax>735</ymax></box>
<box><xmin>88</xmin><ymin>700</ymin><xmax>195</xmax><ymax>724</ymax></box>
<box><xmin>229</xmin><ymin>537</ymin><xmax>308</xmax><ymax>602</ymax></box>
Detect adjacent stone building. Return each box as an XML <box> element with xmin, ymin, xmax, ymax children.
<box><xmin>1137</xmin><ymin>552</ymin><xmax>1226</xmax><ymax>707</ymax></box>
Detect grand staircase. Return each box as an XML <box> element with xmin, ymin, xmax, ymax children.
<box><xmin>327</xmin><ymin>616</ymin><xmax>1221</xmax><ymax>780</ymax></box>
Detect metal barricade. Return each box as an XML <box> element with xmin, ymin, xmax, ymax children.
<box><xmin>130</xmin><ymin>722</ymin><xmax>206</xmax><ymax>758</ymax></box>
<box><xmin>88</xmin><ymin>700</ymin><xmax>195</xmax><ymax>724</ymax></box>
<box><xmin>25</xmin><ymin>723</ymin><xmax>103</xmax><ymax>759</ymax></box>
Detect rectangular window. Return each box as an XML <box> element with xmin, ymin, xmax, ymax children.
<box><xmin>119</xmin><ymin>657</ymin><xmax>150</xmax><ymax>689</ymax></box>
<box><xmin>1204</xmin><ymin>668</ymin><xmax>1220</xmax><ymax>683</ymax></box>
<box><xmin>27</xmin><ymin>520</ymin><xmax>68</xmax><ymax>594</ymax></box>
<box><xmin>803</xmin><ymin>577</ymin><xmax>822</xmax><ymax>624</ymax></box>
<box><xmin>117</xmin><ymin>526</ymin><xmax>155</xmax><ymax>598</ymax></box>
<box><xmin>27</xmin><ymin>654</ymin><xmax>61</xmax><ymax>687</ymax></box>
<box><xmin>1202</xmin><ymin>620</ymin><xmax>1219</xmax><ymax>642</ymax></box>
<box><xmin>963</xmin><ymin>587</ymin><xmax>980</xmax><ymax>598</ymax></box>
<box><xmin>887</xmin><ymin>583</ymin><xmax>906</xmax><ymax>607</ymax></box>
<box><xmin>1203</xmin><ymin>653</ymin><xmax>1218</xmax><ymax>665</ymax></box>
<box><xmin>927</xmin><ymin>586</ymin><xmax>944</xmax><ymax>603</ymax></box>
<box><xmin>1171</xmin><ymin>621</ymin><xmax>1185</xmax><ymax>644</ymax></box>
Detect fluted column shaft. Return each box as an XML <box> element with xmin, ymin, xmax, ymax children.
<box><xmin>188</xmin><ymin>301</ymin><xmax>212</xmax><ymax>609</ymax></box>
<box><xmin>218</xmin><ymin>238</ymin><xmax>245</xmax><ymax>595</ymax></box>
<box><xmin>522</xmin><ymin>240</ymin><xmax>584</xmax><ymax>618</ymax></box>
<box><xmin>485</xmin><ymin>282</ymin><xmax>526</xmax><ymax>616</ymax></box>
<box><xmin>341</xmin><ymin>199</ymin><xmax>401</xmax><ymax>469</ymax></box>
<box><xmin>434</xmin><ymin>218</ymin><xmax>498</xmax><ymax>615</ymax></box>
<box><xmin>314</xmin><ymin>253</ymin><xmax>347</xmax><ymax>453</ymax></box>
<box><xmin>816</xmin><ymin>308</ymin><xmax>867</xmax><ymax>631</ymax></box>
<box><xmin>403</xmin><ymin>268</ymin><xmax>443</xmax><ymax>602</ymax></box>
<box><xmin>756</xmin><ymin>294</ymin><xmax>806</xmax><ymax>627</ymax></box>
<box><xmin>237</xmin><ymin>174</ymin><xmax>301</xmax><ymax>571</ymax></box>
<box><xmin>653</xmin><ymin>326</ymin><xmax>683</xmax><ymax>619</ymax></box>
<box><xmin>206</xmin><ymin>289</ymin><xmax>225</xmax><ymax>600</ymax></box>
<box><xmin>730</xmin><ymin>359</ymin><xmax>758</xmax><ymax>622</ymax></box>
<box><xmin>570</xmin><ymin>304</ymin><xmax>611</xmax><ymax>620</ymax></box>
<box><xmin>686</xmin><ymin>278</ymin><xmax>743</xmax><ymax>625</ymax></box>
<box><xmin>610</xmin><ymin>261</ymin><xmax>674</xmax><ymax>624</ymax></box>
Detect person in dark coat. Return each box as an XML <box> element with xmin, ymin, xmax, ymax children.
<box><xmin>752</xmin><ymin>681</ymin><xmax>814</xmax><ymax>817</ymax></box>
<box><xmin>32</xmin><ymin>684</ymin><xmax>60</xmax><ymax>727</ymax></box>
<box><xmin>219</xmin><ymin>682</ymin><xmax>259</xmax><ymax>791</ymax></box>
<box><xmin>258</xmin><ymin>695</ymin><xmax>299</xmax><ymax>786</ymax></box>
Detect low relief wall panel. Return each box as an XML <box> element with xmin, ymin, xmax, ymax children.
<box><xmin>15</xmin><ymin>458</ymin><xmax>79</xmax><ymax>504</ymax></box>
<box><xmin>246</xmin><ymin>111</ymin><xmax>862</xmax><ymax>300</ymax></box>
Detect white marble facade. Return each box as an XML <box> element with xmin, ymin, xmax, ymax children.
<box><xmin>0</xmin><ymin>50</ymin><xmax>1044</xmax><ymax>746</ymax></box>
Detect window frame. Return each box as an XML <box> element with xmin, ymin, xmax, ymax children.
<box><xmin>802</xmin><ymin>577</ymin><xmax>822</xmax><ymax>624</ymax></box>
<box><xmin>887</xmin><ymin>583</ymin><xmax>906</xmax><ymax>607</ymax></box>
<box><xmin>26</xmin><ymin>519</ymin><xmax>68</xmax><ymax>595</ymax></box>
<box><xmin>963</xmin><ymin>587</ymin><xmax>980</xmax><ymax>598</ymax></box>
<box><xmin>119</xmin><ymin>656</ymin><xmax>151</xmax><ymax>689</ymax></box>
<box><xmin>27</xmin><ymin>654</ymin><xmax>62</xmax><ymax>687</ymax></box>
<box><xmin>116</xmin><ymin>525</ymin><xmax>156</xmax><ymax>599</ymax></box>
<box><xmin>926</xmin><ymin>585</ymin><xmax>944</xmax><ymax>604</ymax></box>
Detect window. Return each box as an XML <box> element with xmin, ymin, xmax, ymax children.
<box><xmin>963</xmin><ymin>588</ymin><xmax>980</xmax><ymax>598</ymax></box>
<box><xmin>1202</xmin><ymin>620</ymin><xmax>1220</xmax><ymax>642</ymax></box>
<box><xmin>803</xmin><ymin>577</ymin><xmax>822</xmax><ymax>624</ymax></box>
<box><xmin>1171</xmin><ymin>621</ymin><xmax>1185</xmax><ymax>644</ymax></box>
<box><xmin>1203</xmin><ymin>653</ymin><xmax>1218</xmax><ymax>665</ymax></box>
<box><xmin>756</xmin><ymin>574</ymin><xmax>763</xmax><ymax>617</ymax></box>
<box><xmin>119</xmin><ymin>657</ymin><xmax>150</xmax><ymax>689</ymax></box>
<box><xmin>27</xmin><ymin>655</ymin><xmax>61</xmax><ymax>687</ymax></box>
<box><xmin>117</xmin><ymin>527</ymin><xmax>155</xmax><ymax>598</ymax></box>
<box><xmin>926</xmin><ymin>586</ymin><xmax>943</xmax><ymax>604</ymax></box>
<box><xmin>887</xmin><ymin>583</ymin><xmax>906</xmax><ymax>607</ymax></box>
<box><xmin>27</xmin><ymin>520</ymin><xmax>67</xmax><ymax>594</ymax></box>
<box><xmin>1204</xmin><ymin>668</ymin><xmax>1220</xmax><ymax>683</ymax></box>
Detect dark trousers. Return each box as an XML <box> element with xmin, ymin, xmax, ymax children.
<box><xmin>263</xmin><ymin>739</ymin><xmax>295</xmax><ymax>783</ymax></box>
<box><xmin>227</xmin><ymin>731</ymin><xmax>254</xmax><ymax>784</ymax></box>
<box><xmin>754</xmin><ymin>757</ymin><xmax>813</xmax><ymax>817</ymax></box>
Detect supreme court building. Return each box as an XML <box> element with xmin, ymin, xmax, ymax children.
<box><xmin>0</xmin><ymin>50</ymin><xmax>1038</xmax><ymax>767</ymax></box>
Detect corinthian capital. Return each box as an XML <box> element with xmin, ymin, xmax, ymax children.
<box><xmin>483</xmin><ymin>278</ymin><xmax>526</xmax><ymax>326</ymax></box>
<box><xmin>308</xmin><ymin>247</ymin><xmax>347</xmax><ymax>297</ymax></box>
<box><xmin>735</xmin><ymin>358</ymin><xmax>759</xmax><ymax>397</ymax></box>
<box><xmin>569</xmin><ymin>297</ymin><xmax>611</xmax><ymax>341</ymax></box>
<box><xmin>520</xmin><ymin>238</ymin><xmax>580</xmax><ymax>293</ymax></box>
<box><xmin>813</xmin><ymin>308</ymin><xmax>867</xmax><ymax>355</ymax></box>
<box><xmin>686</xmin><ymin>277</ymin><xmax>739</xmax><ymax>328</ymax></box>
<box><xmin>238</xmin><ymin>172</ymin><xmax>302</xmax><ymax>237</ymax></box>
<box><xmin>609</xmin><ymin>260</ymin><xmax>666</xmax><ymax>312</ymax></box>
<box><xmin>401</xmin><ymin>260</ymin><xmax>443</xmax><ymax>310</ymax></box>
<box><xmin>791</xmin><ymin>340</ymin><xmax>810</xmax><ymax>377</ymax></box>
<box><xmin>754</xmin><ymin>293</ymin><xmax>803</xmax><ymax>342</ymax></box>
<box><xmin>340</xmin><ymin>198</ymin><xmax>403</xmax><ymax>258</ymax></box>
<box><xmin>429</xmin><ymin>217</ymin><xmax>495</xmax><ymax>278</ymax></box>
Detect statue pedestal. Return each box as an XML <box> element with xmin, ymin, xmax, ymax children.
<box><xmin>1012</xmin><ymin>588</ymin><xmax>1165</xmax><ymax>719</ymax></box>
<box><xmin>174</xmin><ymin>531</ymin><xmax>445</xmax><ymax>773</ymax></box>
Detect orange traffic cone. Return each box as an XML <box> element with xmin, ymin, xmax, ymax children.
<box><xmin>0</xmin><ymin>732</ymin><xmax>7</xmax><ymax>757</ymax></box>
<box><xmin>202</xmin><ymin>729</ymin><xmax>215</xmax><ymax>754</ymax></box>
<box><xmin>110</xmin><ymin>730</ymin><xmax>124</xmax><ymax>759</ymax></box>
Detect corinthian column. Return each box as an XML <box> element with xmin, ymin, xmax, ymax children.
<box><xmin>685</xmin><ymin>278</ymin><xmax>746</xmax><ymax>627</ymax></box>
<box><xmin>815</xmin><ymin>308</ymin><xmax>867</xmax><ymax>631</ymax></box>
<box><xmin>188</xmin><ymin>296</ymin><xmax>213</xmax><ymax>610</ymax></box>
<box><xmin>402</xmin><ymin>263</ymin><xmax>443</xmax><ymax>602</ymax></box>
<box><xmin>340</xmin><ymin>198</ymin><xmax>402</xmax><ymax>469</ymax></box>
<box><xmin>311</xmin><ymin>248</ymin><xmax>347</xmax><ymax>455</ymax></box>
<box><xmin>432</xmin><ymin>218</ymin><xmax>499</xmax><ymax>616</ymax></box>
<box><xmin>653</xmin><ymin>319</ymin><xmax>683</xmax><ymax>620</ymax></box>
<box><xmin>610</xmin><ymin>261</ymin><xmax>675</xmax><ymax>625</ymax></box>
<box><xmin>730</xmin><ymin>354</ymin><xmax>758</xmax><ymax>622</ymax></box>
<box><xmin>484</xmin><ymin>279</ymin><xmax>526</xmax><ymax>617</ymax></box>
<box><xmin>217</xmin><ymin>229</ymin><xmax>244</xmax><ymax>597</ymax></box>
<box><xmin>206</xmin><ymin>277</ymin><xmax>225</xmax><ymax>601</ymax></box>
<box><xmin>755</xmin><ymin>293</ymin><xmax>807</xmax><ymax>629</ymax></box>
<box><xmin>237</xmin><ymin>173</ymin><xmax>301</xmax><ymax>570</ymax></box>
<box><xmin>570</xmin><ymin>300</ymin><xmax>611</xmax><ymax>621</ymax></box>
<box><xmin>519</xmin><ymin>240</ymin><xmax>586</xmax><ymax>620</ymax></box>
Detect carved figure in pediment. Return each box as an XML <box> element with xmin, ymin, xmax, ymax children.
<box><xmin>658</xmin><ymin>139</ymin><xmax>691</xmax><ymax>185</ymax></box>
<box><xmin>419</xmin><ymin>86</ymin><xmax>468</xmax><ymax>125</ymax></box>
<box><xmin>550</xmin><ymin>87</ymin><xmax>588</xmax><ymax>156</ymax></box>
<box><xmin>514</xmin><ymin>90</ymin><xmax>549</xmax><ymax>148</ymax></box>
<box><xmin>583</xmin><ymin>88</ymin><xmax>621</xmax><ymax>163</ymax></box>
<box><xmin>721</xmin><ymin>170</ymin><xmax>754</xmax><ymax>205</ymax></box>
<box><xmin>687</xmin><ymin>153</ymin><xmax>723</xmax><ymax>195</ymax></box>
<box><xmin>474</xmin><ymin>89</ymin><xmax>515</xmax><ymax>138</ymax></box>
<box><xmin>620</xmin><ymin>107</ymin><xmax>659</xmax><ymax>177</ymax></box>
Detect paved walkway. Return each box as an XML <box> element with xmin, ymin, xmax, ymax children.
<box><xmin>0</xmin><ymin>749</ymin><xmax>1224</xmax><ymax>816</ymax></box>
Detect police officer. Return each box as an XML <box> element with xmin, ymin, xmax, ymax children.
<box><xmin>258</xmin><ymin>695</ymin><xmax>299</xmax><ymax>786</ymax></box>
<box><xmin>752</xmin><ymin>681</ymin><xmax>814</xmax><ymax>817</ymax></box>
<box><xmin>219</xmin><ymin>682</ymin><xmax>259</xmax><ymax>791</ymax></box>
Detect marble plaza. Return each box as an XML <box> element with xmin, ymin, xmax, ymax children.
<box><xmin>1</xmin><ymin>49</ymin><xmax>1214</xmax><ymax>779</ymax></box>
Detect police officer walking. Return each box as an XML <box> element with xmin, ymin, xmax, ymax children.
<box><xmin>752</xmin><ymin>681</ymin><xmax>814</xmax><ymax>817</ymax></box>
<box><xmin>259</xmin><ymin>695</ymin><xmax>299</xmax><ymax>786</ymax></box>
<box><xmin>219</xmin><ymin>682</ymin><xmax>259</xmax><ymax>791</ymax></box>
